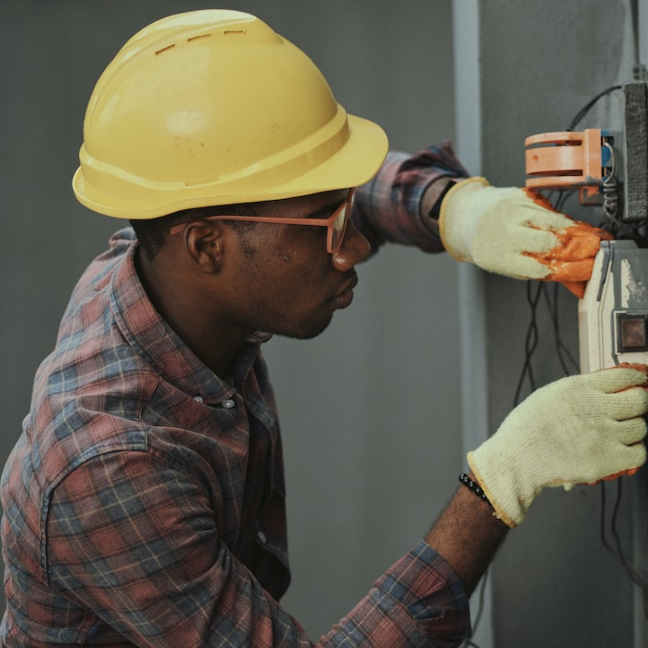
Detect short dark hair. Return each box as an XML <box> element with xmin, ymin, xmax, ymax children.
<box><xmin>130</xmin><ymin>203</ymin><xmax>261</xmax><ymax>261</ymax></box>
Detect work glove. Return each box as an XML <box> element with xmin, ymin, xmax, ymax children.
<box><xmin>439</xmin><ymin>177</ymin><xmax>614</xmax><ymax>298</ymax></box>
<box><xmin>468</xmin><ymin>365</ymin><xmax>648</xmax><ymax>528</ymax></box>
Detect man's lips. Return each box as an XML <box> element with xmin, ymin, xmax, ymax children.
<box><xmin>332</xmin><ymin>273</ymin><xmax>358</xmax><ymax>300</ymax></box>
<box><xmin>330</xmin><ymin>273</ymin><xmax>358</xmax><ymax>308</ymax></box>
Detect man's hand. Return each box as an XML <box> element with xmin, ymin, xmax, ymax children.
<box><xmin>439</xmin><ymin>177</ymin><xmax>614</xmax><ymax>298</ymax></box>
<box><xmin>468</xmin><ymin>365</ymin><xmax>648</xmax><ymax>528</ymax></box>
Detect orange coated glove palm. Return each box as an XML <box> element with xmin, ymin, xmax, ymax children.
<box><xmin>439</xmin><ymin>177</ymin><xmax>614</xmax><ymax>298</ymax></box>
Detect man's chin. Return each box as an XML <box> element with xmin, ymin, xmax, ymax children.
<box><xmin>277</xmin><ymin>314</ymin><xmax>334</xmax><ymax>341</ymax></box>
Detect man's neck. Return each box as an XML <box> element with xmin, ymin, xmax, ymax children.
<box><xmin>134</xmin><ymin>247</ymin><xmax>249</xmax><ymax>378</ymax></box>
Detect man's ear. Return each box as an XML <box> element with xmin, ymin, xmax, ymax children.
<box><xmin>183</xmin><ymin>221</ymin><xmax>228</xmax><ymax>274</ymax></box>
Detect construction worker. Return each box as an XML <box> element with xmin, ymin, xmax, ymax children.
<box><xmin>1</xmin><ymin>10</ymin><xmax>645</xmax><ymax>648</ymax></box>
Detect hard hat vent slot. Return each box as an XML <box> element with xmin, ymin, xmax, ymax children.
<box><xmin>155</xmin><ymin>44</ymin><xmax>176</xmax><ymax>56</ymax></box>
<box><xmin>187</xmin><ymin>34</ymin><xmax>213</xmax><ymax>43</ymax></box>
<box><xmin>223</xmin><ymin>30</ymin><xmax>246</xmax><ymax>36</ymax></box>
<box><xmin>156</xmin><ymin>33</ymin><xmax>213</xmax><ymax>56</ymax></box>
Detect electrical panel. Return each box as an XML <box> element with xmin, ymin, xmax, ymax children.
<box><xmin>525</xmin><ymin>83</ymin><xmax>648</xmax><ymax>372</ymax></box>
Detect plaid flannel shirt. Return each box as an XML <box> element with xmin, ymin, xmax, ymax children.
<box><xmin>1</xmin><ymin>144</ymin><xmax>470</xmax><ymax>648</ymax></box>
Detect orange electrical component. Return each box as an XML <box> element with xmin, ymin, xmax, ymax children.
<box><xmin>525</xmin><ymin>129</ymin><xmax>605</xmax><ymax>203</ymax></box>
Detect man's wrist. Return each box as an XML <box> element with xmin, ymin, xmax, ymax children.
<box><xmin>421</xmin><ymin>177</ymin><xmax>457</xmax><ymax>220</ymax></box>
<box><xmin>458</xmin><ymin>472</ymin><xmax>491</xmax><ymax>506</ymax></box>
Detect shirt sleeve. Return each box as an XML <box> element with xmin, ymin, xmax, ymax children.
<box><xmin>352</xmin><ymin>142</ymin><xmax>470</xmax><ymax>254</ymax></box>
<box><xmin>45</xmin><ymin>450</ymin><xmax>470</xmax><ymax>648</ymax></box>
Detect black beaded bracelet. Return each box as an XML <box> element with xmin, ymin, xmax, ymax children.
<box><xmin>458</xmin><ymin>473</ymin><xmax>491</xmax><ymax>504</ymax></box>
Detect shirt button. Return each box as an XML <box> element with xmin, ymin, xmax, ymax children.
<box><xmin>257</xmin><ymin>530</ymin><xmax>267</xmax><ymax>543</ymax></box>
<box><xmin>222</xmin><ymin>399</ymin><xmax>236</xmax><ymax>409</ymax></box>
<box><xmin>193</xmin><ymin>395</ymin><xmax>204</xmax><ymax>403</ymax></box>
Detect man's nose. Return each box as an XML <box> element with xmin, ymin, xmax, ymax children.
<box><xmin>331</xmin><ymin>220</ymin><xmax>371</xmax><ymax>271</ymax></box>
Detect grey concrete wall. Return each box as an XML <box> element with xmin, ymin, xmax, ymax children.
<box><xmin>465</xmin><ymin>0</ymin><xmax>644</xmax><ymax>645</ymax></box>
<box><xmin>0</xmin><ymin>0</ymin><xmax>461</xmax><ymax>639</ymax></box>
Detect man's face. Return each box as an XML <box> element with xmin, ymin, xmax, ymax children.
<box><xmin>223</xmin><ymin>189</ymin><xmax>372</xmax><ymax>340</ymax></box>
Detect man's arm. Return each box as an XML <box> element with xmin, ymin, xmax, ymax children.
<box><xmin>42</xmin><ymin>449</ymin><xmax>473</xmax><ymax>648</ymax></box>
<box><xmin>426</xmin><ymin>364</ymin><xmax>648</xmax><ymax>598</ymax></box>
<box><xmin>33</xmin><ymin>367</ymin><xmax>648</xmax><ymax>648</ymax></box>
<box><xmin>426</xmin><ymin>474</ymin><xmax>507</xmax><ymax>597</ymax></box>
<box><xmin>352</xmin><ymin>143</ymin><xmax>469</xmax><ymax>253</ymax></box>
<box><xmin>420</xmin><ymin>176</ymin><xmax>457</xmax><ymax>219</ymax></box>
<box><xmin>355</xmin><ymin>144</ymin><xmax>612</xmax><ymax>297</ymax></box>
<box><xmin>437</xmin><ymin>177</ymin><xmax>613</xmax><ymax>298</ymax></box>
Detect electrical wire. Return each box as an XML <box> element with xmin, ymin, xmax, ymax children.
<box><xmin>513</xmin><ymin>253</ymin><xmax>648</xmax><ymax>624</ymax></box>
<box><xmin>513</xmin><ymin>281</ymin><xmax>543</xmax><ymax>406</ymax></box>
<box><xmin>459</xmin><ymin>570</ymin><xmax>489</xmax><ymax>648</ymax></box>
<box><xmin>514</xmin><ymin>226</ymin><xmax>648</xmax><ymax>621</ymax></box>
<box><xmin>630</xmin><ymin>0</ymin><xmax>648</xmax><ymax>81</ymax></box>
<box><xmin>544</xmin><ymin>283</ymin><xmax>579</xmax><ymax>376</ymax></box>
<box><xmin>471</xmin><ymin>570</ymin><xmax>488</xmax><ymax>630</ymax></box>
<box><xmin>475</xmin><ymin>9</ymin><xmax>648</xmax><ymax>635</ymax></box>
<box><xmin>514</xmin><ymin>144</ymin><xmax>648</xmax><ymax>627</ymax></box>
<box><xmin>567</xmin><ymin>90</ymin><xmax>648</xmax><ymax>241</ymax></box>
<box><xmin>566</xmin><ymin>65</ymin><xmax>648</xmax><ymax>617</ymax></box>
<box><xmin>598</xmin><ymin>141</ymin><xmax>646</xmax><ymax>240</ymax></box>
<box><xmin>567</xmin><ymin>85</ymin><xmax>622</xmax><ymax>132</ymax></box>
<box><xmin>599</xmin><ymin>480</ymin><xmax>648</xmax><ymax>618</ymax></box>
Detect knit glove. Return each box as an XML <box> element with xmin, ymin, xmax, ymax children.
<box><xmin>468</xmin><ymin>366</ymin><xmax>648</xmax><ymax>528</ymax></box>
<box><xmin>439</xmin><ymin>177</ymin><xmax>614</xmax><ymax>298</ymax></box>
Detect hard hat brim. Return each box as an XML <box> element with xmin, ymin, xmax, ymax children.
<box><xmin>72</xmin><ymin>113</ymin><xmax>388</xmax><ymax>220</ymax></box>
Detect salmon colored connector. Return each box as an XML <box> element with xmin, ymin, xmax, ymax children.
<box><xmin>525</xmin><ymin>129</ymin><xmax>605</xmax><ymax>203</ymax></box>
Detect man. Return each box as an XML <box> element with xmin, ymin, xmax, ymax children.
<box><xmin>1</xmin><ymin>10</ymin><xmax>645</xmax><ymax>648</ymax></box>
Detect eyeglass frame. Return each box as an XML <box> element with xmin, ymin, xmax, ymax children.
<box><xmin>168</xmin><ymin>188</ymin><xmax>355</xmax><ymax>254</ymax></box>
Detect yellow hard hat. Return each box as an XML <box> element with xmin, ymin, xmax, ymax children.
<box><xmin>72</xmin><ymin>10</ymin><xmax>389</xmax><ymax>219</ymax></box>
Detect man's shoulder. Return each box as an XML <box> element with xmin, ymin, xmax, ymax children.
<box><xmin>25</xmin><ymin>345</ymin><xmax>159</xmax><ymax>478</ymax></box>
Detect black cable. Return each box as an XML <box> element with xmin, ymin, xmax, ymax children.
<box><xmin>459</xmin><ymin>567</ymin><xmax>489</xmax><ymax>647</ymax></box>
<box><xmin>544</xmin><ymin>283</ymin><xmax>579</xmax><ymax>376</ymax></box>
<box><xmin>554</xmin><ymin>190</ymin><xmax>570</xmax><ymax>214</ymax></box>
<box><xmin>567</xmin><ymin>85</ymin><xmax>623</xmax><ymax>132</ymax></box>
<box><xmin>471</xmin><ymin>569</ymin><xmax>488</xmax><ymax>631</ymax></box>
<box><xmin>543</xmin><ymin>174</ymin><xmax>648</xmax><ymax>617</ymax></box>
<box><xmin>514</xmin><ymin>186</ymin><xmax>648</xmax><ymax>619</ymax></box>
<box><xmin>610</xmin><ymin>480</ymin><xmax>627</xmax><ymax>565</ymax></box>
<box><xmin>599</xmin><ymin>481</ymin><xmax>614</xmax><ymax>556</ymax></box>
<box><xmin>630</xmin><ymin>0</ymin><xmax>648</xmax><ymax>81</ymax></box>
<box><xmin>513</xmin><ymin>48</ymin><xmax>648</xmax><ymax>633</ymax></box>
<box><xmin>599</xmin><ymin>480</ymin><xmax>648</xmax><ymax>618</ymax></box>
<box><xmin>631</xmin><ymin>0</ymin><xmax>641</xmax><ymax>67</ymax></box>
<box><xmin>599</xmin><ymin>481</ymin><xmax>627</xmax><ymax>567</ymax></box>
<box><xmin>568</xmin><ymin>78</ymin><xmax>648</xmax><ymax>618</ymax></box>
<box><xmin>513</xmin><ymin>281</ymin><xmax>543</xmax><ymax>406</ymax></box>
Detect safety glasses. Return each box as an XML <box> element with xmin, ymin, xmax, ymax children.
<box><xmin>169</xmin><ymin>189</ymin><xmax>355</xmax><ymax>254</ymax></box>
